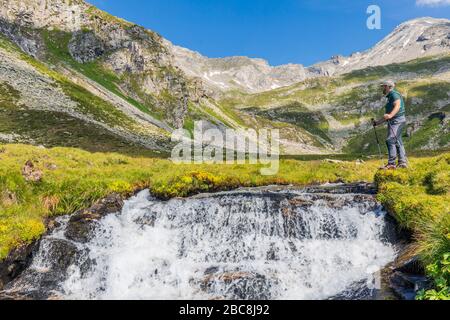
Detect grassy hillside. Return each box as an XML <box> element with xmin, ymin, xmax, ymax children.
<box><xmin>219</xmin><ymin>54</ymin><xmax>450</xmax><ymax>154</ymax></box>
<box><xmin>40</xmin><ymin>29</ymin><xmax>176</xmax><ymax>123</ymax></box>
<box><xmin>0</xmin><ymin>34</ymin><xmax>170</xmax><ymax>154</ymax></box>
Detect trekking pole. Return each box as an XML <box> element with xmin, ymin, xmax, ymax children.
<box><xmin>371</xmin><ymin>119</ymin><xmax>384</xmax><ymax>166</ymax></box>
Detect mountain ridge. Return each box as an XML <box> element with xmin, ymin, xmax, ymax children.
<box><xmin>168</xmin><ymin>16</ymin><xmax>450</xmax><ymax>94</ymax></box>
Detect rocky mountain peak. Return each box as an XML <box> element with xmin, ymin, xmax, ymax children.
<box><xmin>312</xmin><ymin>17</ymin><xmax>450</xmax><ymax>77</ymax></box>
<box><xmin>166</xmin><ymin>40</ymin><xmax>309</xmax><ymax>94</ymax></box>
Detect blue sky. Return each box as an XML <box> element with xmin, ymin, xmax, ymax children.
<box><xmin>89</xmin><ymin>0</ymin><xmax>450</xmax><ymax>66</ymax></box>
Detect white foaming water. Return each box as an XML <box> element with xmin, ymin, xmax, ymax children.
<box><xmin>57</xmin><ymin>189</ymin><xmax>396</xmax><ymax>300</ymax></box>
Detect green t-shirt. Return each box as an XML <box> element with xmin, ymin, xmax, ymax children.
<box><xmin>385</xmin><ymin>89</ymin><xmax>405</xmax><ymax>119</ymax></box>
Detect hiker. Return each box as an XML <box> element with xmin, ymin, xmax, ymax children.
<box><xmin>372</xmin><ymin>80</ymin><xmax>408</xmax><ymax>169</ymax></box>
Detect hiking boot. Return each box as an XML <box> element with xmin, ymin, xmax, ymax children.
<box><xmin>380</xmin><ymin>164</ymin><xmax>397</xmax><ymax>170</ymax></box>
<box><xmin>397</xmin><ymin>163</ymin><xmax>408</xmax><ymax>169</ymax></box>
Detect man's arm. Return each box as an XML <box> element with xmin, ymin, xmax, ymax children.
<box><xmin>384</xmin><ymin>99</ymin><xmax>401</xmax><ymax>120</ymax></box>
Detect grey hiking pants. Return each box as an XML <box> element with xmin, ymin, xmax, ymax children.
<box><xmin>386</xmin><ymin>116</ymin><xmax>407</xmax><ymax>166</ymax></box>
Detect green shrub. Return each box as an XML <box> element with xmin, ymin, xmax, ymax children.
<box><xmin>417</xmin><ymin>253</ymin><xmax>450</xmax><ymax>300</ymax></box>
<box><xmin>150</xmin><ymin>171</ymin><xmax>241</xmax><ymax>199</ymax></box>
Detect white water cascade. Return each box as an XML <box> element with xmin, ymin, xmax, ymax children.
<box><xmin>2</xmin><ymin>186</ymin><xmax>398</xmax><ymax>300</ymax></box>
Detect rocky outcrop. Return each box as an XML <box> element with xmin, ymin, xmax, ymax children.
<box><xmin>0</xmin><ymin>0</ymin><xmax>90</xmax><ymax>31</ymax></box>
<box><xmin>21</xmin><ymin>160</ymin><xmax>43</xmax><ymax>182</ymax></box>
<box><xmin>0</xmin><ymin>0</ymin><xmax>207</xmax><ymax>129</ymax></box>
<box><xmin>0</xmin><ymin>19</ymin><xmax>44</xmax><ymax>57</ymax></box>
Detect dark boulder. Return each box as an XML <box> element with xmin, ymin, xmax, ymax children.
<box><xmin>390</xmin><ymin>271</ymin><xmax>432</xmax><ymax>300</ymax></box>
<box><xmin>200</xmin><ymin>270</ymin><xmax>275</xmax><ymax>300</ymax></box>
<box><xmin>394</xmin><ymin>256</ymin><xmax>425</xmax><ymax>275</ymax></box>
<box><xmin>0</xmin><ymin>241</ymin><xmax>40</xmax><ymax>291</ymax></box>
<box><xmin>428</xmin><ymin>112</ymin><xmax>446</xmax><ymax>122</ymax></box>
<box><xmin>65</xmin><ymin>193</ymin><xmax>124</xmax><ymax>243</ymax></box>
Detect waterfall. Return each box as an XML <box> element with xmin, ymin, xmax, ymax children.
<box><xmin>3</xmin><ymin>187</ymin><xmax>398</xmax><ymax>300</ymax></box>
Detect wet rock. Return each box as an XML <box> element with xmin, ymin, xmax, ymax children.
<box><xmin>0</xmin><ymin>239</ymin><xmax>87</xmax><ymax>299</ymax></box>
<box><xmin>288</xmin><ymin>197</ymin><xmax>314</xmax><ymax>208</ymax></box>
<box><xmin>387</xmin><ymin>252</ymin><xmax>433</xmax><ymax>300</ymax></box>
<box><xmin>42</xmin><ymin>239</ymin><xmax>80</xmax><ymax>273</ymax></box>
<box><xmin>45</xmin><ymin>219</ymin><xmax>61</xmax><ymax>233</ymax></box>
<box><xmin>204</xmin><ymin>266</ymin><xmax>220</xmax><ymax>275</ymax></box>
<box><xmin>134</xmin><ymin>210</ymin><xmax>158</xmax><ymax>227</ymax></box>
<box><xmin>390</xmin><ymin>271</ymin><xmax>432</xmax><ymax>300</ymax></box>
<box><xmin>329</xmin><ymin>280</ymin><xmax>377</xmax><ymax>300</ymax></box>
<box><xmin>303</xmin><ymin>183</ymin><xmax>377</xmax><ymax>195</ymax></box>
<box><xmin>89</xmin><ymin>193</ymin><xmax>125</xmax><ymax>216</ymax></box>
<box><xmin>394</xmin><ymin>256</ymin><xmax>425</xmax><ymax>275</ymax></box>
<box><xmin>201</xmin><ymin>271</ymin><xmax>274</xmax><ymax>300</ymax></box>
<box><xmin>0</xmin><ymin>241</ymin><xmax>39</xmax><ymax>291</ymax></box>
<box><xmin>21</xmin><ymin>160</ymin><xmax>43</xmax><ymax>182</ymax></box>
<box><xmin>379</xmin><ymin>214</ymin><xmax>404</xmax><ymax>244</ymax></box>
<box><xmin>65</xmin><ymin>213</ymin><xmax>100</xmax><ymax>243</ymax></box>
<box><xmin>65</xmin><ymin>193</ymin><xmax>124</xmax><ymax>243</ymax></box>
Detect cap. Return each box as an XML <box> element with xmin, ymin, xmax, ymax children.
<box><xmin>380</xmin><ymin>80</ymin><xmax>395</xmax><ymax>88</ymax></box>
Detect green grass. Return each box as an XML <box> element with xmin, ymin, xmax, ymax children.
<box><xmin>375</xmin><ymin>153</ymin><xmax>450</xmax><ymax>266</ymax></box>
<box><xmin>213</xmin><ymin>99</ymin><xmax>248</xmax><ymax>127</ymax></box>
<box><xmin>375</xmin><ymin>154</ymin><xmax>450</xmax><ymax>300</ymax></box>
<box><xmin>403</xmin><ymin>81</ymin><xmax>450</xmax><ymax>115</ymax></box>
<box><xmin>85</xmin><ymin>5</ymin><xmax>135</xmax><ymax>29</ymax></box>
<box><xmin>183</xmin><ymin>102</ymin><xmax>228</xmax><ymax>133</ymax></box>
<box><xmin>342</xmin><ymin>55</ymin><xmax>450</xmax><ymax>83</ymax></box>
<box><xmin>244</xmin><ymin>102</ymin><xmax>331</xmax><ymax>143</ymax></box>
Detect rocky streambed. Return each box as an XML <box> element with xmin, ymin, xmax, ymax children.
<box><xmin>0</xmin><ymin>183</ymin><xmax>428</xmax><ymax>300</ymax></box>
